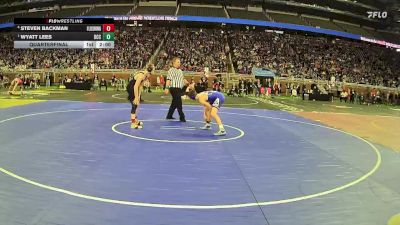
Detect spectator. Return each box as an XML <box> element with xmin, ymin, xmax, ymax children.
<box><xmin>340</xmin><ymin>90</ymin><xmax>348</xmax><ymax>102</ymax></box>
<box><xmin>99</xmin><ymin>78</ymin><xmax>107</xmax><ymax>91</ymax></box>
<box><xmin>93</xmin><ymin>74</ymin><xmax>100</xmax><ymax>90</ymax></box>
<box><xmin>45</xmin><ymin>73</ymin><xmax>51</xmax><ymax>87</ymax></box>
<box><xmin>111</xmin><ymin>75</ymin><xmax>117</xmax><ymax>88</ymax></box>
<box><xmin>116</xmin><ymin>78</ymin><xmax>126</xmax><ymax>92</ymax></box>
<box><xmin>156</xmin><ymin>75</ymin><xmax>161</xmax><ymax>90</ymax></box>
<box><xmin>213</xmin><ymin>78</ymin><xmax>222</xmax><ymax>92</ymax></box>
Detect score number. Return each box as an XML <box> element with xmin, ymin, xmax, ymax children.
<box><xmin>102</xmin><ymin>24</ymin><xmax>115</xmax><ymax>32</ymax></box>
<box><xmin>102</xmin><ymin>32</ymin><xmax>115</xmax><ymax>41</ymax></box>
<box><xmin>102</xmin><ymin>24</ymin><xmax>115</xmax><ymax>41</ymax></box>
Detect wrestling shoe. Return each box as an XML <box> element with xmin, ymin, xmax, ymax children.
<box><xmin>214</xmin><ymin>130</ymin><xmax>226</xmax><ymax>136</ymax></box>
<box><xmin>131</xmin><ymin>122</ymin><xmax>143</xmax><ymax>129</ymax></box>
<box><xmin>200</xmin><ymin>124</ymin><xmax>211</xmax><ymax>130</ymax></box>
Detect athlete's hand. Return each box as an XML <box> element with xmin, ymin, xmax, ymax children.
<box><xmin>133</xmin><ymin>97</ymin><xmax>140</xmax><ymax>105</ymax></box>
<box><xmin>164</xmin><ymin>89</ymin><xmax>169</xmax><ymax>95</ymax></box>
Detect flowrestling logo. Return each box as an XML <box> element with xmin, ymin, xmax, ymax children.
<box><xmin>367</xmin><ymin>11</ymin><xmax>388</xmax><ymax>19</ymax></box>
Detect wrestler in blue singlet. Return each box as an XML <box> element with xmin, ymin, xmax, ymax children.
<box><xmin>206</xmin><ymin>91</ymin><xmax>225</xmax><ymax>109</ymax></box>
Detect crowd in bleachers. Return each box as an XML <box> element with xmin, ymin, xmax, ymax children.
<box><xmin>0</xmin><ymin>27</ymin><xmax>164</xmax><ymax>70</ymax></box>
<box><xmin>229</xmin><ymin>30</ymin><xmax>399</xmax><ymax>88</ymax></box>
<box><xmin>156</xmin><ymin>28</ymin><xmax>228</xmax><ymax>73</ymax></box>
<box><xmin>0</xmin><ymin>27</ymin><xmax>398</xmax><ymax>88</ymax></box>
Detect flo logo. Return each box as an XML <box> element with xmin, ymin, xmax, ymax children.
<box><xmin>367</xmin><ymin>11</ymin><xmax>388</xmax><ymax>19</ymax></box>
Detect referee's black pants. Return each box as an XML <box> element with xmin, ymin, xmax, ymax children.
<box><xmin>166</xmin><ymin>87</ymin><xmax>185</xmax><ymax>120</ymax></box>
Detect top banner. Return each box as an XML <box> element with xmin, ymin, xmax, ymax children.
<box><xmin>1</xmin><ymin>14</ymin><xmax>398</xmax><ymax>48</ymax></box>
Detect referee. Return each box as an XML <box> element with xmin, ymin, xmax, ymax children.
<box><xmin>165</xmin><ymin>57</ymin><xmax>187</xmax><ymax>122</ymax></box>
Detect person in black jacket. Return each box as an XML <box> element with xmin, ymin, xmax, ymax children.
<box><xmin>200</xmin><ymin>73</ymin><xmax>208</xmax><ymax>92</ymax></box>
<box><xmin>99</xmin><ymin>78</ymin><xmax>107</xmax><ymax>91</ymax></box>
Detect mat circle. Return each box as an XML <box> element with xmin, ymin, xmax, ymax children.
<box><xmin>112</xmin><ymin>119</ymin><xmax>245</xmax><ymax>143</ymax></box>
<box><xmin>0</xmin><ymin>107</ymin><xmax>382</xmax><ymax>209</ymax></box>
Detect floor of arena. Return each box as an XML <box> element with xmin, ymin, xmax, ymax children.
<box><xmin>1</xmin><ymin>91</ymin><xmax>400</xmax><ymax>225</ymax></box>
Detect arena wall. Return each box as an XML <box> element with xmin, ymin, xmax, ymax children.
<box><xmin>2</xmin><ymin>69</ymin><xmax>398</xmax><ymax>96</ymax></box>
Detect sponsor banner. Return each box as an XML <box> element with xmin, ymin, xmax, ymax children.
<box><xmin>252</xmin><ymin>67</ymin><xmax>276</xmax><ymax>77</ymax></box>
<box><xmin>360</xmin><ymin>36</ymin><xmax>400</xmax><ymax>49</ymax></box>
<box><xmin>106</xmin><ymin>15</ymin><xmax>178</xmax><ymax>21</ymax></box>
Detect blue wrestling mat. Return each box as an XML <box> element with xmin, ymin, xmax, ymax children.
<box><xmin>0</xmin><ymin>101</ymin><xmax>399</xmax><ymax>225</ymax></box>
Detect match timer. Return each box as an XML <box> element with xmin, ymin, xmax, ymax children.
<box><xmin>13</xmin><ymin>18</ymin><xmax>115</xmax><ymax>49</ymax></box>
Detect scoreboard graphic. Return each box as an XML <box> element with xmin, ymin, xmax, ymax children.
<box><xmin>13</xmin><ymin>18</ymin><xmax>115</xmax><ymax>49</ymax></box>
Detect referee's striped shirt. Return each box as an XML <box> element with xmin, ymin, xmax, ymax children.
<box><xmin>167</xmin><ymin>67</ymin><xmax>184</xmax><ymax>88</ymax></box>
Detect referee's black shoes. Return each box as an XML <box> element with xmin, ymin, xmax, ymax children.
<box><xmin>180</xmin><ymin>118</ymin><xmax>186</xmax><ymax>122</ymax></box>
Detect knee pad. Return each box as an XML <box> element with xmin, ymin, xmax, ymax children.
<box><xmin>131</xmin><ymin>103</ymin><xmax>138</xmax><ymax>114</ymax></box>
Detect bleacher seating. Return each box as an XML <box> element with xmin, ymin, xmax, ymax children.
<box><xmin>50</xmin><ymin>7</ymin><xmax>89</xmax><ymax>18</ymax></box>
<box><xmin>302</xmin><ymin>17</ymin><xmax>388</xmax><ymax>41</ymax></box>
<box><xmin>133</xmin><ymin>6</ymin><xmax>176</xmax><ymax>15</ymax></box>
<box><xmin>0</xmin><ymin>13</ymin><xmax>24</xmax><ymax>23</ymax></box>
<box><xmin>0</xmin><ymin>15</ymin><xmax>11</xmax><ymax>23</ymax></box>
<box><xmin>227</xmin><ymin>9</ymin><xmax>267</xmax><ymax>21</ymax></box>
<box><xmin>303</xmin><ymin>17</ymin><xmax>344</xmax><ymax>32</ymax></box>
<box><xmin>178</xmin><ymin>6</ymin><xmax>226</xmax><ymax>17</ymax></box>
<box><xmin>86</xmin><ymin>6</ymin><xmax>133</xmax><ymax>16</ymax></box>
<box><xmin>19</xmin><ymin>11</ymin><xmax>52</xmax><ymax>18</ymax></box>
<box><xmin>334</xmin><ymin>21</ymin><xmax>372</xmax><ymax>37</ymax></box>
<box><xmin>378</xmin><ymin>31</ymin><xmax>400</xmax><ymax>44</ymax></box>
<box><xmin>267</xmin><ymin>12</ymin><xmax>308</xmax><ymax>26</ymax></box>
<box><xmin>362</xmin><ymin>28</ymin><xmax>384</xmax><ymax>40</ymax></box>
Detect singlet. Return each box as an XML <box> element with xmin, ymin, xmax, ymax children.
<box><xmin>205</xmin><ymin>91</ymin><xmax>225</xmax><ymax>108</ymax></box>
<box><xmin>126</xmin><ymin>72</ymin><xmax>145</xmax><ymax>101</ymax></box>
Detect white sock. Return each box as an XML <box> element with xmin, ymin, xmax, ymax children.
<box><xmin>219</xmin><ymin>124</ymin><xmax>225</xmax><ymax>131</ymax></box>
